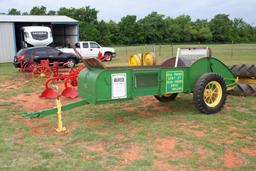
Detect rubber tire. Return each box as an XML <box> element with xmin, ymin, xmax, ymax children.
<box><xmin>67</xmin><ymin>59</ymin><xmax>76</xmax><ymax>68</ymax></box>
<box><xmin>193</xmin><ymin>73</ymin><xmax>227</xmax><ymax>114</ymax></box>
<box><xmin>229</xmin><ymin>83</ymin><xmax>256</xmax><ymax>96</ymax></box>
<box><xmin>154</xmin><ymin>93</ymin><xmax>178</xmax><ymax>102</ymax></box>
<box><xmin>104</xmin><ymin>52</ymin><xmax>113</xmax><ymax>62</ymax></box>
<box><xmin>230</xmin><ymin>64</ymin><xmax>256</xmax><ymax>77</ymax></box>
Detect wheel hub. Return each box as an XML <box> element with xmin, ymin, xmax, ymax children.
<box><xmin>203</xmin><ymin>81</ymin><xmax>222</xmax><ymax>107</ymax></box>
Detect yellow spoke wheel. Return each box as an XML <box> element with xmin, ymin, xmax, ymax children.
<box><xmin>193</xmin><ymin>73</ymin><xmax>227</xmax><ymax>114</ymax></box>
<box><xmin>203</xmin><ymin>81</ymin><xmax>222</xmax><ymax>107</ymax></box>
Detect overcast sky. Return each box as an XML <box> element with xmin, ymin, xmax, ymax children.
<box><xmin>0</xmin><ymin>0</ymin><xmax>255</xmax><ymax>25</ymax></box>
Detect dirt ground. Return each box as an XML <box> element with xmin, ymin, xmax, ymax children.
<box><xmin>0</xmin><ymin>72</ymin><xmax>256</xmax><ymax>170</ymax></box>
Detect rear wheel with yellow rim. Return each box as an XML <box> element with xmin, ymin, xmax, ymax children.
<box><xmin>193</xmin><ymin>73</ymin><xmax>227</xmax><ymax>114</ymax></box>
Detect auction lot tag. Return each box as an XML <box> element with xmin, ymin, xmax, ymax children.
<box><xmin>111</xmin><ymin>73</ymin><xmax>127</xmax><ymax>99</ymax></box>
<box><xmin>166</xmin><ymin>71</ymin><xmax>184</xmax><ymax>93</ymax></box>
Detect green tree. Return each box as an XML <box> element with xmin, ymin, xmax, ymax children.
<box><xmin>231</xmin><ymin>18</ymin><xmax>256</xmax><ymax>42</ymax></box>
<box><xmin>210</xmin><ymin>14</ymin><xmax>233</xmax><ymax>42</ymax></box>
<box><xmin>119</xmin><ymin>15</ymin><xmax>139</xmax><ymax>44</ymax></box>
<box><xmin>192</xmin><ymin>19</ymin><xmax>212</xmax><ymax>42</ymax></box>
<box><xmin>30</xmin><ymin>6</ymin><xmax>47</xmax><ymax>15</ymax></box>
<box><xmin>107</xmin><ymin>20</ymin><xmax>121</xmax><ymax>45</ymax></box>
<box><xmin>58</xmin><ymin>6</ymin><xmax>98</xmax><ymax>23</ymax></box>
<box><xmin>22</xmin><ymin>12</ymin><xmax>29</xmax><ymax>15</ymax></box>
<box><xmin>96</xmin><ymin>20</ymin><xmax>111</xmax><ymax>45</ymax></box>
<box><xmin>138</xmin><ymin>12</ymin><xmax>165</xmax><ymax>44</ymax></box>
<box><xmin>47</xmin><ymin>10</ymin><xmax>56</xmax><ymax>15</ymax></box>
<box><xmin>8</xmin><ymin>8</ymin><xmax>21</xmax><ymax>15</ymax></box>
<box><xmin>173</xmin><ymin>15</ymin><xmax>193</xmax><ymax>42</ymax></box>
<box><xmin>79</xmin><ymin>22</ymin><xmax>99</xmax><ymax>41</ymax></box>
<box><xmin>163</xmin><ymin>17</ymin><xmax>180</xmax><ymax>43</ymax></box>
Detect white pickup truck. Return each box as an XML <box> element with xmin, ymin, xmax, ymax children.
<box><xmin>59</xmin><ymin>41</ymin><xmax>116</xmax><ymax>61</ymax></box>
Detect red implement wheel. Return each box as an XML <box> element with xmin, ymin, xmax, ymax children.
<box><xmin>33</xmin><ymin>66</ymin><xmax>52</xmax><ymax>77</ymax></box>
<box><xmin>26</xmin><ymin>62</ymin><xmax>37</xmax><ymax>72</ymax></box>
<box><xmin>20</xmin><ymin>62</ymin><xmax>37</xmax><ymax>72</ymax></box>
<box><xmin>104</xmin><ymin>52</ymin><xmax>113</xmax><ymax>61</ymax></box>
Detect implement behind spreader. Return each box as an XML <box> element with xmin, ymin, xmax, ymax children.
<box><xmin>23</xmin><ymin>48</ymin><xmax>236</xmax><ymax>118</ymax></box>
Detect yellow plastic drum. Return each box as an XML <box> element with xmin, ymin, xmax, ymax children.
<box><xmin>143</xmin><ymin>52</ymin><xmax>156</xmax><ymax>66</ymax></box>
<box><xmin>128</xmin><ymin>54</ymin><xmax>142</xmax><ymax>66</ymax></box>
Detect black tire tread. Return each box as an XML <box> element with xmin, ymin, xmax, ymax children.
<box><xmin>230</xmin><ymin>64</ymin><xmax>256</xmax><ymax>77</ymax></box>
<box><xmin>229</xmin><ymin>83</ymin><xmax>256</xmax><ymax>96</ymax></box>
<box><xmin>154</xmin><ymin>93</ymin><xmax>178</xmax><ymax>102</ymax></box>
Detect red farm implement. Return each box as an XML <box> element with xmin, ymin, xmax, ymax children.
<box><xmin>40</xmin><ymin>65</ymin><xmax>86</xmax><ymax>99</ymax></box>
<box><xmin>19</xmin><ymin>56</ymin><xmax>37</xmax><ymax>72</ymax></box>
<box><xmin>19</xmin><ymin>59</ymin><xmax>70</xmax><ymax>77</ymax></box>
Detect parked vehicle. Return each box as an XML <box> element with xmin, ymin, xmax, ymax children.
<box><xmin>59</xmin><ymin>41</ymin><xmax>116</xmax><ymax>61</ymax></box>
<box><xmin>13</xmin><ymin>47</ymin><xmax>80</xmax><ymax>68</ymax></box>
<box><xmin>19</xmin><ymin>26</ymin><xmax>53</xmax><ymax>48</ymax></box>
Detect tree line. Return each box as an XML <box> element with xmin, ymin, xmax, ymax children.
<box><xmin>6</xmin><ymin>6</ymin><xmax>256</xmax><ymax>45</ymax></box>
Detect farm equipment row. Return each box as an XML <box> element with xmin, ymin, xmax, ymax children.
<box><xmin>23</xmin><ymin>47</ymin><xmax>238</xmax><ymax>118</ymax></box>
<box><xmin>19</xmin><ymin>57</ymin><xmax>69</xmax><ymax>77</ymax></box>
<box><xmin>19</xmin><ymin>46</ymin><xmax>256</xmax><ymax>120</ymax></box>
<box><xmin>19</xmin><ymin>50</ymin><xmax>110</xmax><ymax>76</ymax></box>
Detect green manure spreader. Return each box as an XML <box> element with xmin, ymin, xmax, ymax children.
<box><xmin>23</xmin><ymin>48</ymin><xmax>236</xmax><ymax>118</ymax></box>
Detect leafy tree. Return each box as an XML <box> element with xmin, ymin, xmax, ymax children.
<box><xmin>119</xmin><ymin>15</ymin><xmax>139</xmax><ymax>44</ymax></box>
<box><xmin>22</xmin><ymin>12</ymin><xmax>29</xmax><ymax>15</ymax></box>
<box><xmin>173</xmin><ymin>15</ymin><xmax>193</xmax><ymax>42</ymax></box>
<box><xmin>79</xmin><ymin>22</ymin><xmax>99</xmax><ymax>41</ymax></box>
<box><xmin>47</xmin><ymin>10</ymin><xmax>56</xmax><ymax>15</ymax></box>
<box><xmin>192</xmin><ymin>19</ymin><xmax>212</xmax><ymax>42</ymax></box>
<box><xmin>163</xmin><ymin>17</ymin><xmax>179</xmax><ymax>43</ymax></box>
<box><xmin>30</xmin><ymin>6</ymin><xmax>47</xmax><ymax>15</ymax></box>
<box><xmin>138</xmin><ymin>12</ymin><xmax>165</xmax><ymax>44</ymax></box>
<box><xmin>210</xmin><ymin>14</ymin><xmax>233</xmax><ymax>42</ymax></box>
<box><xmin>107</xmin><ymin>20</ymin><xmax>121</xmax><ymax>45</ymax></box>
<box><xmin>58</xmin><ymin>6</ymin><xmax>98</xmax><ymax>23</ymax></box>
<box><xmin>230</xmin><ymin>18</ymin><xmax>256</xmax><ymax>42</ymax></box>
<box><xmin>8</xmin><ymin>8</ymin><xmax>21</xmax><ymax>15</ymax></box>
<box><xmin>96</xmin><ymin>20</ymin><xmax>111</xmax><ymax>45</ymax></box>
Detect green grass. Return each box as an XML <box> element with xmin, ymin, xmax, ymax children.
<box><xmin>0</xmin><ymin>44</ymin><xmax>255</xmax><ymax>170</ymax></box>
<box><xmin>112</xmin><ymin>43</ymin><xmax>256</xmax><ymax>66</ymax></box>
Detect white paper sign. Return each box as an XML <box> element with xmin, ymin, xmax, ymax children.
<box><xmin>111</xmin><ymin>73</ymin><xmax>127</xmax><ymax>99</ymax></box>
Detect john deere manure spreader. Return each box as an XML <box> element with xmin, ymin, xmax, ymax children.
<box><xmin>24</xmin><ymin>48</ymin><xmax>236</xmax><ymax>118</ymax></box>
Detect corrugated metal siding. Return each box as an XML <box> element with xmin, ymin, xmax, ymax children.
<box><xmin>0</xmin><ymin>23</ymin><xmax>15</xmax><ymax>63</ymax></box>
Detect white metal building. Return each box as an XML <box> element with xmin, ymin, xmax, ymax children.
<box><xmin>0</xmin><ymin>15</ymin><xmax>79</xmax><ymax>63</ymax></box>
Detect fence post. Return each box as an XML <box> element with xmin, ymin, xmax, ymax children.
<box><xmin>152</xmin><ymin>46</ymin><xmax>155</xmax><ymax>53</ymax></box>
<box><xmin>231</xmin><ymin>40</ymin><xmax>234</xmax><ymax>58</ymax></box>
<box><xmin>125</xmin><ymin>46</ymin><xmax>128</xmax><ymax>57</ymax></box>
<box><xmin>171</xmin><ymin>43</ymin><xmax>173</xmax><ymax>56</ymax></box>
<box><xmin>159</xmin><ymin>45</ymin><xmax>162</xmax><ymax>57</ymax></box>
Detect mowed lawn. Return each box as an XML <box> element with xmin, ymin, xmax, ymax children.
<box><xmin>0</xmin><ymin>44</ymin><xmax>255</xmax><ymax>170</ymax></box>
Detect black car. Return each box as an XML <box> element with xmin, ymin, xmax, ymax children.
<box><xmin>13</xmin><ymin>47</ymin><xmax>80</xmax><ymax>68</ymax></box>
